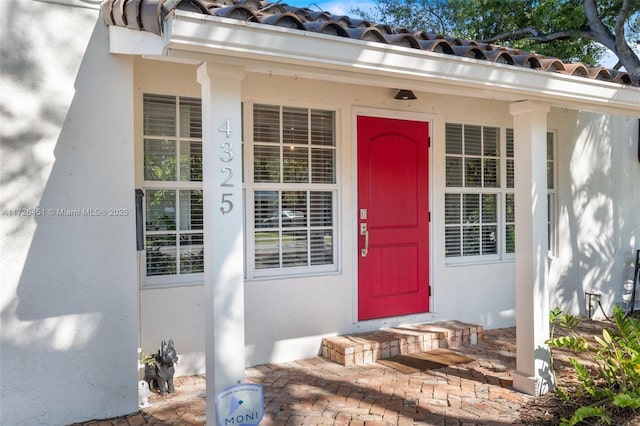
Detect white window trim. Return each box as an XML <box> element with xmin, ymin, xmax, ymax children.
<box><xmin>243</xmin><ymin>100</ymin><xmax>341</xmax><ymax>280</ymax></box>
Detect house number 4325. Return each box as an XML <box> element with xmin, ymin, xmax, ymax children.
<box><xmin>219</xmin><ymin>120</ymin><xmax>234</xmax><ymax>215</ymax></box>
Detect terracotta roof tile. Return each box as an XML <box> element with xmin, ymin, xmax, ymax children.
<box><xmin>419</xmin><ymin>39</ymin><xmax>454</xmax><ymax>54</ymax></box>
<box><xmin>512</xmin><ymin>54</ymin><xmax>543</xmax><ymax>69</ymax></box>
<box><xmin>386</xmin><ymin>33</ymin><xmax>422</xmax><ymax>49</ymax></box>
<box><xmin>213</xmin><ymin>5</ymin><xmax>258</xmax><ymax>21</ymax></box>
<box><xmin>303</xmin><ymin>21</ymin><xmax>349</xmax><ymax>37</ymax></box>
<box><xmin>345</xmin><ymin>26</ymin><xmax>388</xmax><ymax>43</ymax></box>
<box><xmin>101</xmin><ymin>0</ymin><xmax>638</xmax><ymax>87</ymax></box>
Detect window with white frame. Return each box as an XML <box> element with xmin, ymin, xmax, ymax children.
<box><xmin>444</xmin><ymin>123</ymin><xmax>501</xmax><ymax>259</ymax></box>
<box><xmin>142</xmin><ymin>94</ymin><xmax>203</xmax><ymax>284</ymax></box>
<box><xmin>249</xmin><ymin>104</ymin><xmax>337</xmax><ymax>276</ymax></box>
<box><xmin>444</xmin><ymin>124</ymin><xmax>556</xmax><ymax>261</ymax></box>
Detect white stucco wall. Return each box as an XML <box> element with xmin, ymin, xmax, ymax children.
<box><xmin>549</xmin><ymin>111</ymin><xmax>640</xmax><ymax>318</ymax></box>
<box><xmin>0</xmin><ymin>1</ymin><xmax>138</xmax><ymax>424</ymax></box>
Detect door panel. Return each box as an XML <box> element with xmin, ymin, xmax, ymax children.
<box><xmin>357</xmin><ymin>116</ymin><xmax>429</xmax><ymax>321</ymax></box>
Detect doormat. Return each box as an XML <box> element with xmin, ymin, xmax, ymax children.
<box><xmin>377</xmin><ymin>348</ymin><xmax>475</xmax><ymax>374</ymax></box>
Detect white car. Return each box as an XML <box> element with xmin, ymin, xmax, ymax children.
<box><xmin>262</xmin><ymin>210</ymin><xmax>306</xmax><ymax>226</ymax></box>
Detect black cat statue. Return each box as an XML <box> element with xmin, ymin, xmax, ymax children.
<box><xmin>144</xmin><ymin>339</ymin><xmax>179</xmax><ymax>395</ymax></box>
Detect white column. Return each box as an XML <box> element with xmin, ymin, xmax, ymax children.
<box><xmin>509</xmin><ymin>100</ymin><xmax>552</xmax><ymax>396</ymax></box>
<box><xmin>197</xmin><ymin>62</ymin><xmax>246</xmax><ymax>424</ymax></box>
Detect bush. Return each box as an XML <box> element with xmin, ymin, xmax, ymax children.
<box><xmin>547</xmin><ymin>306</ymin><xmax>640</xmax><ymax>425</ymax></box>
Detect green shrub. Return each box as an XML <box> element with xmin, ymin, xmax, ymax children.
<box><xmin>547</xmin><ymin>305</ymin><xmax>640</xmax><ymax>425</ymax></box>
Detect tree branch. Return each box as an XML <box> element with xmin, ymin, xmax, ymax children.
<box><xmin>480</xmin><ymin>27</ymin><xmax>595</xmax><ymax>44</ymax></box>
<box><xmin>584</xmin><ymin>0</ymin><xmax>639</xmax><ymax>81</ymax></box>
<box><xmin>582</xmin><ymin>0</ymin><xmax>617</xmax><ymax>52</ymax></box>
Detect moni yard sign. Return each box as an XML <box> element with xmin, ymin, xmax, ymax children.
<box><xmin>216</xmin><ymin>383</ymin><xmax>264</xmax><ymax>425</ymax></box>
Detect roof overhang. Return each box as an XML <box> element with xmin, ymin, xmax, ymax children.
<box><xmin>109</xmin><ymin>10</ymin><xmax>640</xmax><ymax>117</ymax></box>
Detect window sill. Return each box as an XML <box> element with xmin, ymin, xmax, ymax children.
<box><xmin>141</xmin><ymin>275</ymin><xmax>204</xmax><ymax>290</ymax></box>
<box><xmin>445</xmin><ymin>256</ymin><xmax>515</xmax><ymax>267</ymax></box>
<box><xmin>246</xmin><ymin>268</ymin><xmax>341</xmax><ymax>282</ymax></box>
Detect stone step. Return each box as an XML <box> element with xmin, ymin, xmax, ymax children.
<box><xmin>321</xmin><ymin>320</ymin><xmax>484</xmax><ymax>367</ymax></box>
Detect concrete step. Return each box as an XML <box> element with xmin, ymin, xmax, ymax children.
<box><xmin>321</xmin><ymin>320</ymin><xmax>484</xmax><ymax>367</ymax></box>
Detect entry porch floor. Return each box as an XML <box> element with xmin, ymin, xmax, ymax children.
<box><xmin>73</xmin><ymin>319</ymin><xmax>640</xmax><ymax>425</ymax></box>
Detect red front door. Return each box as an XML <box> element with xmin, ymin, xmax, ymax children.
<box><xmin>357</xmin><ymin>116</ymin><xmax>430</xmax><ymax>321</ymax></box>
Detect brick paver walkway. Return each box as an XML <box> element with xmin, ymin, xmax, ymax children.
<box><xmin>72</xmin><ymin>321</ymin><xmax>617</xmax><ymax>425</ymax></box>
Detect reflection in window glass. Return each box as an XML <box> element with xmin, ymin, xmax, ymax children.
<box><xmin>146</xmin><ymin>234</ymin><xmax>177</xmax><ymax>276</ymax></box>
<box><xmin>283</xmin><ymin>146</ymin><xmax>309</xmax><ymax>183</ymax></box>
<box><xmin>180</xmin><ymin>234</ymin><xmax>203</xmax><ymax>274</ymax></box>
<box><xmin>179</xmin><ymin>190</ymin><xmax>203</xmax><ymax>230</ymax></box>
<box><xmin>446</xmin><ymin>157</ymin><xmax>463</xmax><ymax>187</ymax></box>
<box><xmin>505</xmin><ymin>193</ymin><xmax>515</xmax><ymax>254</ymax></box>
<box><xmin>146</xmin><ymin>190</ymin><xmax>176</xmax><ymax>231</ymax></box>
<box><xmin>465</xmin><ymin>158</ymin><xmax>482</xmax><ymax>187</ymax></box>
<box><xmin>144</xmin><ymin>95</ymin><xmax>176</xmax><ymax>136</ymax></box>
<box><xmin>254</xmin><ymin>145</ymin><xmax>281</xmax><ymax>183</ymax></box>
<box><xmin>251</xmin><ymin>104</ymin><xmax>337</xmax><ymax>274</ymax></box>
<box><xmin>253</xmin><ymin>190</ymin><xmax>334</xmax><ymax>269</ymax></box>
<box><xmin>254</xmin><ymin>232</ymin><xmax>279</xmax><ymax>269</ymax></box>
<box><xmin>282</xmin><ymin>230</ymin><xmax>308</xmax><ymax>267</ymax></box>
<box><xmin>444</xmin><ymin>192</ymin><xmax>499</xmax><ymax>258</ymax></box>
<box><xmin>445</xmin><ymin>123</ymin><xmax>505</xmax><ymax>260</ymax></box>
<box><xmin>311</xmin><ymin>110</ymin><xmax>335</xmax><ymax>146</ymax></box>
<box><xmin>144</xmin><ymin>140</ymin><xmax>176</xmax><ymax>181</ymax></box>
<box><xmin>180</xmin><ymin>141</ymin><xmax>202</xmax><ymax>182</ymax></box>
<box><xmin>283</xmin><ymin>107</ymin><xmax>308</xmax><ymax>145</ymax></box>
<box><xmin>143</xmin><ymin>94</ymin><xmax>204</xmax><ymax>280</ymax></box>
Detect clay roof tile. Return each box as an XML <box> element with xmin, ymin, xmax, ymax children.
<box><xmin>413</xmin><ymin>31</ymin><xmax>445</xmax><ymax>40</ymax></box>
<box><xmin>419</xmin><ymin>39</ymin><xmax>455</xmax><ymax>54</ymax></box>
<box><xmin>538</xmin><ymin>58</ymin><xmax>567</xmax><ymax>72</ymax></box>
<box><xmin>345</xmin><ymin>27</ymin><xmax>388</xmax><ymax>43</ymax></box>
<box><xmin>213</xmin><ymin>5</ymin><xmax>257</xmax><ymax>21</ymax></box>
<box><xmin>588</xmin><ymin>67</ymin><xmax>613</xmax><ymax>81</ymax></box>
<box><xmin>512</xmin><ymin>54</ymin><xmax>543</xmax><ymax>69</ymax></box>
<box><xmin>303</xmin><ymin>21</ymin><xmax>349</xmax><ymax>37</ymax></box>
<box><xmin>101</xmin><ymin>0</ymin><xmax>115</xmax><ymax>26</ymax></box>
<box><xmin>451</xmin><ymin>45</ymin><xmax>487</xmax><ymax>60</ymax></box>
<box><xmin>100</xmin><ymin>0</ymin><xmax>639</xmax><ymax>87</ymax></box>
<box><xmin>611</xmin><ymin>71</ymin><xmax>633</xmax><ymax>84</ymax></box>
<box><xmin>259</xmin><ymin>12</ymin><xmax>305</xmax><ymax>30</ymax></box>
<box><xmin>484</xmin><ymin>50</ymin><xmax>515</xmax><ymax>65</ymax></box>
<box><xmin>375</xmin><ymin>24</ymin><xmax>395</xmax><ymax>35</ymax></box>
<box><xmin>385</xmin><ymin>33</ymin><xmax>422</xmax><ymax>49</ymax></box>
<box><xmin>350</xmin><ymin>18</ymin><xmax>372</xmax><ymax>28</ymax></box>
<box><xmin>303</xmin><ymin>9</ymin><xmax>332</xmax><ymax>21</ymax></box>
<box><xmin>560</xmin><ymin>62</ymin><xmax>590</xmax><ymax>77</ymax></box>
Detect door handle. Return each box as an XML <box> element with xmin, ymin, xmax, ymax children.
<box><xmin>360</xmin><ymin>223</ymin><xmax>368</xmax><ymax>257</ymax></box>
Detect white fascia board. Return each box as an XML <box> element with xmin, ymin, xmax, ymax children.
<box><xmin>123</xmin><ymin>9</ymin><xmax>640</xmax><ymax>115</ymax></box>
<box><xmin>109</xmin><ymin>26</ymin><xmax>165</xmax><ymax>56</ymax></box>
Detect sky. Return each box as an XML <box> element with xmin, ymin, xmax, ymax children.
<box><xmin>282</xmin><ymin>0</ymin><xmax>375</xmax><ymax>17</ymax></box>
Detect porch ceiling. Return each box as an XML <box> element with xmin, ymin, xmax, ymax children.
<box><xmin>103</xmin><ymin>0</ymin><xmax>640</xmax><ymax>116</ymax></box>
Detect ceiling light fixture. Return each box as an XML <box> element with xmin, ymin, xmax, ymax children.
<box><xmin>394</xmin><ymin>89</ymin><xmax>417</xmax><ymax>100</ymax></box>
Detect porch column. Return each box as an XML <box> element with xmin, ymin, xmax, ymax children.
<box><xmin>197</xmin><ymin>62</ymin><xmax>246</xmax><ymax>424</ymax></box>
<box><xmin>509</xmin><ymin>100</ymin><xmax>552</xmax><ymax>396</ymax></box>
